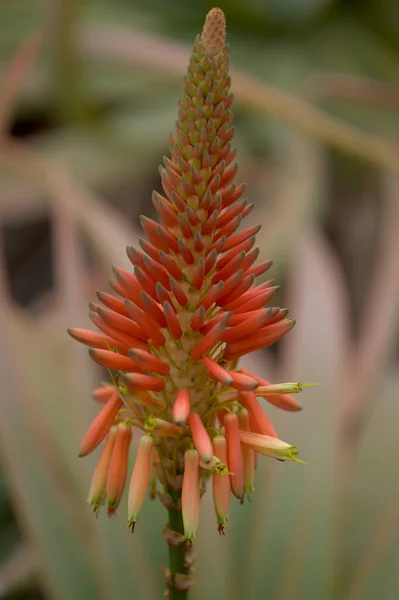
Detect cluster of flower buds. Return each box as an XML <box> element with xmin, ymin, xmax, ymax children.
<box><xmin>69</xmin><ymin>7</ymin><xmax>308</xmax><ymax>548</ymax></box>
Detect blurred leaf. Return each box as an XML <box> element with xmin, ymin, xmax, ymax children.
<box><xmin>342</xmin><ymin>367</ymin><xmax>399</xmax><ymax>600</ymax></box>
<box><xmin>0</xmin><ymin>543</ymin><xmax>37</xmax><ymax>598</ymax></box>
<box><xmin>240</xmin><ymin>228</ymin><xmax>350</xmax><ymax>600</ymax></box>
<box><xmin>0</xmin><ymin>309</ymin><xmax>108</xmax><ymax>600</ymax></box>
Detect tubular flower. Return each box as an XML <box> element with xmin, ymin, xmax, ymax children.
<box><xmin>182</xmin><ymin>449</ymin><xmax>200</xmax><ymax>544</ymax></box>
<box><xmin>69</xmin><ymin>7</ymin><xmax>311</xmax><ymax>596</ymax></box>
<box><xmin>212</xmin><ymin>435</ymin><xmax>230</xmax><ymax>534</ymax></box>
<box><xmin>237</xmin><ymin>408</ymin><xmax>255</xmax><ymax>498</ymax></box>
<box><xmin>128</xmin><ymin>434</ymin><xmax>154</xmax><ymax>530</ymax></box>
<box><xmin>87</xmin><ymin>426</ymin><xmax>117</xmax><ymax>514</ymax></box>
<box><xmin>106</xmin><ymin>422</ymin><xmax>132</xmax><ymax>513</ymax></box>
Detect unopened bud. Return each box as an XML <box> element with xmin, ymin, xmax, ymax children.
<box><xmin>224</xmin><ymin>413</ymin><xmax>244</xmax><ymax>499</ymax></box>
<box><xmin>212</xmin><ymin>435</ymin><xmax>230</xmax><ymax>534</ymax></box>
<box><xmin>182</xmin><ymin>449</ymin><xmax>200</xmax><ymax>542</ymax></box>
<box><xmin>106</xmin><ymin>423</ymin><xmax>132</xmax><ymax>513</ymax></box>
<box><xmin>128</xmin><ymin>435</ymin><xmax>154</xmax><ymax>528</ymax></box>
<box><xmin>87</xmin><ymin>426</ymin><xmax>117</xmax><ymax>513</ymax></box>
<box><xmin>238</xmin><ymin>408</ymin><xmax>255</xmax><ymax>496</ymax></box>
<box><xmin>188</xmin><ymin>412</ymin><xmax>213</xmax><ymax>463</ymax></box>
<box><xmin>201</xmin><ymin>8</ymin><xmax>226</xmax><ymax>56</ymax></box>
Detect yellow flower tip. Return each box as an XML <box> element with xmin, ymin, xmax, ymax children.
<box><xmin>214</xmin><ymin>460</ymin><xmax>231</xmax><ymax>475</ymax></box>
<box><xmin>201</xmin><ymin>7</ymin><xmax>226</xmax><ymax>55</ymax></box>
<box><xmin>256</xmin><ymin>382</ymin><xmax>317</xmax><ymax>396</ymax></box>
<box><xmin>287</xmin><ymin>446</ymin><xmax>307</xmax><ymax>464</ymax></box>
<box><xmin>275</xmin><ymin>444</ymin><xmax>306</xmax><ymax>464</ymax></box>
<box><xmin>200</xmin><ymin>456</ymin><xmax>231</xmax><ymax>474</ymax></box>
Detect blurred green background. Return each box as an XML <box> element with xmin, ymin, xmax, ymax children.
<box><xmin>0</xmin><ymin>0</ymin><xmax>398</xmax><ymax>599</ymax></box>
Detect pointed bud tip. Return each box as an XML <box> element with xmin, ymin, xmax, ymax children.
<box><xmin>128</xmin><ymin>521</ymin><xmax>136</xmax><ymax>533</ymax></box>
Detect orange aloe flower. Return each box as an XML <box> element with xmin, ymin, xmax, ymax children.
<box><xmin>106</xmin><ymin>422</ymin><xmax>132</xmax><ymax>513</ymax></box>
<box><xmin>212</xmin><ymin>435</ymin><xmax>230</xmax><ymax>534</ymax></box>
<box><xmin>69</xmin><ymin>7</ymin><xmax>311</xmax><ymax>596</ymax></box>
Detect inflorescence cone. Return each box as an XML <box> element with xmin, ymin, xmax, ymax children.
<box><xmin>69</xmin><ymin>4</ymin><xmax>311</xmax><ymax>573</ymax></box>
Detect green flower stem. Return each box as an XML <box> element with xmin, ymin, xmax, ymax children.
<box><xmin>167</xmin><ymin>487</ymin><xmax>190</xmax><ymax>599</ymax></box>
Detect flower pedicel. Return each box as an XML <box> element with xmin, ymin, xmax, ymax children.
<box><xmin>68</xmin><ymin>7</ymin><xmax>311</xmax><ymax>597</ymax></box>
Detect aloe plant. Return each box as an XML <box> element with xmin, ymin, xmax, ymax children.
<box><xmin>69</xmin><ymin>9</ymin><xmax>310</xmax><ymax>597</ymax></box>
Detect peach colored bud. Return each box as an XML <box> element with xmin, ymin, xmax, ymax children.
<box><xmin>106</xmin><ymin>423</ymin><xmax>132</xmax><ymax>513</ymax></box>
<box><xmin>224</xmin><ymin>318</ymin><xmax>295</xmax><ymax>360</ymax></box>
<box><xmin>188</xmin><ymin>412</ymin><xmax>213</xmax><ymax>463</ymax></box>
<box><xmin>224</xmin><ymin>413</ymin><xmax>244</xmax><ymax>500</ymax></box>
<box><xmin>202</xmin><ymin>356</ymin><xmax>233</xmax><ymax>386</ymax></box>
<box><xmin>229</xmin><ymin>371</ymin><xmax>259</xmax><ymax>391</ymax></box>
<box><xmin>89</xmin><ymin>348</ymin><xmax>137</xmax><ymax>371</ymax></box>
<box><xmin>182</xmin><ymin>449</ymin><xmax>200</xmax><ymax>542</ymax></box>
<box><xmin>128</xmin><ymin>348</ymin><xmax>170</xmax><ymax>375</ymax></box>
<box><xmin>123</xmin><ymin>372</ymin><xmax>166</xmax><ymax>392</ymax></box>
<box><xmin>79</xmin><ymin>391</ymin><xmax>123</xmax><ymax>457</ymax></box>
<box><xmin>212</xmin><ymin>435</ymin><xmax>230</xmax><ymax>534</ymax></box>
<box><xmin>87</xmin><ymin>426</ymin><xmax>117</xmax><ymax>513</ymax></box>
<box><xmin>67</xmin><ymin>328</ymin><xmax>128</xmax><ymax>355</ymax></box>
<box><xmin>190</xmin><ymin>315</ymin><xmax>230</xmax><ymax>360</ymax></box>
<box><xmin>173</xmin><ymin>388</ymin><xmax>191</xmax><ymax>425</ymax></box>
<box><xmin>128</xmin><ymin>435</ymin><xmax>154</xmax><ymax>528</ymax></box>
<box><xmin>237</xmin><ymin>409</ymin><xmax>255</xmax><ymax>495</ymax></box>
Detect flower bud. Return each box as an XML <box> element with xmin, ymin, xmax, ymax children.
<box><xmin>212</xmin><ymin>435</ymin><xmax>230</xmax><ymax>533</ymax></box>
<box><xmin>106</xmin><ymin>423</ymin><xmax>132</xmax><ymax>513</ymax></box>
<box><xmin>128</xmin><ymin>435</ymin><xmax>154</xmax><ymax>529</ymax></box>
<box><xmin>237</xmin><ymin>408</ymin><xmax>255</xmax><ymax>496</ymax></box>
<box><xmin>182</xmin><ymin>449</ymin><xmax>200</xmax><ymax>542</ymax></box>
<box><xmin>173</xmin><ymin>388</ymin><xmax>191</xmax><ymax>425</ymax></box>
<box><xmin>224</xmin><ymin>413</ymin><xmax>244</xmax><ymax>500</ymax></box>
<box><xmin>87</xmin><ymin>426</ymin><xmax>117</xmax><ymax>513</ymax></box>
<box><xmin>188</xmin><ymin>412</ymin><xmax>213</xmax><ymax>463</ymax></box>
<box><xmin>79</xmin><ymin>392</ymin><xmax>123</xmax><ymax>457</ymax></box>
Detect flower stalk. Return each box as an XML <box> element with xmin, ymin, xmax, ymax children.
<box><xmin>68</xmin><ymin>7</ymin><xmax>313</xmax><ymax>598</ymax></box>
<box><xmin>166</xmin><ymin>488</ymin><xmax>193</xmax><ymax>600</ymax></box>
